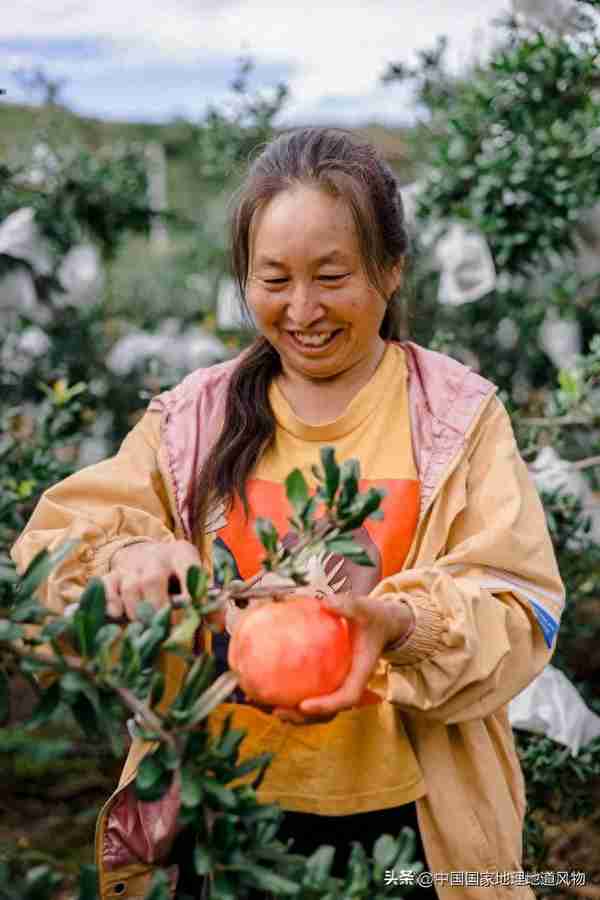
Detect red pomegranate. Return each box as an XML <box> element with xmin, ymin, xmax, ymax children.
<box><xmin>228</xmin><ymin>595</ymin><xmax>381</xmax><ymax>709</ymax></box>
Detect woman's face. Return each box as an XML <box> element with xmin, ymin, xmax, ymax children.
<box><xmin>246</xmin><ymin>185</ymin><xmax>402</xmax><ymax>387</ymax></box>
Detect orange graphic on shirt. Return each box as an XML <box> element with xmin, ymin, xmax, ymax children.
<box><xmin>217</xmin><ymin>478</ymin><xmax>420</xmax><ymax>595</ymax></box>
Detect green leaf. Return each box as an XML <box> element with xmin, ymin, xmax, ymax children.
<box><xmin>189</xmin><ymin>670</ymin><xmax>238</xmax><ymax>725</ymax></box>
<box><xmin>350</xmin><ymin>487</ymin><xmax>387</xmax><ymax>525</ymax></box>
<box><xmin>558</xmin><ymin>368</ymin><xmax>581</xmax><ymax>400</ymax></box>
<box><xmin>180</xmin><ymin>766</ymin><xmax>203</xmax><ymax>808</ymax></box>
<box><xmin>302</xmin><ymin>845</ymin><xmax>335</xmax><ymax>890</ymax></box>
<box><xmin>373</xmin><ymin>833</ymin><xmax>399</xmax><ymax>871</ymax></box>
<box><xmin>0</xmin><ymin>619</ymin><xmax>24</xmax><ymax>642</ymax></box>
<box><xmin>71</xmin><ymin>578</ymin><xmax>106</xmax><ymax>656</ymax></box>
<box><xmin>202</xmin><ymin>776</ymin><xmax>237</xmax><ymax>809</ymax></box>
<box><xmin>135</xmin><ymin>754</ymin><xmax>173</xmax><ymax>803</ymax></box>
<box><xmin>26</xmin><ymin>864</ymin><xmax>63</xmax><ymax>898</ymax></box>
<box><xmin>152</xmin><ymin>603</ymin><xmax>173</xmax><ymax>635</ymax></box>
<box><xmin>0</xmin><ymin>726</ymin><xmax>72</xmax><ymax>764</ymax></box>
<box><xmin>17</xmin><ymin>541</ymin><xmax>79</xmax><ymax>599</ymax></box>
<box><xmin>240</xmin><ymin>861</ymin><xmax>300</xmax><ymax>895</ymax></box>
<box><xmin>254</xmin><ymin>517</ymin><xmax>279</xmax><ymax>555</ymax></box>
<box><xmin>0</xmin><ymin>670</ymin><xmax>9</xmax><ymax>725</ymax></box>
<box><xmin>320</xmin><ymin>446</ymin><xmax>340</xmax><ymax>506</ymax></box>
<box><xmin>137</xmin><ymin>753</ymin><xmax>164</xmax><ymax>791</ymax></box>
<box><xmin>155</xmin><ymin>741</ymin><xmax>180</xmax><ymax>772</ymax></box>
<box><xmin>230</xmin><ymin>751</ymin><xmax>274</xmax><ymax>782</ymax></box>
<box><xmin>96</xmin><ymin>622</ymin><xmax>121</xmax><ymax>652</ymax></box>
<box><xmin>69</xmin><ymin>694</ymin><xmax>102</xmax><ymax>740</ymax></box>
<box><xmin>186</xmin><ymin>564</ymin><xmax>208</xmax><ymax>601</ymax></box>
<box><xmin>299</xmin><ymin>495</ymin><xmax>319</xmax><ymax>530</ymax></box>
<box><xmin>211</xmin><ymin>872</ymin><xmax>237</xmax><ymax>900</ymax></box>
<box><xmin>185</xmin><ymin>653</ymin><xmax>216</xmax><ymax>701</ymax></box>
<box><xmin>133</xmin><ymin>601</ymin><xmax>156</xmax><ymax>627</ymax></box>
<box><xmin>193</xmin><ymin>841</ymin><xmax>212</xmax><ymax>876</ymax></box>
<box><xmin>345</xmin><ymin>841</ymin><xmax>370</xmax><ymax>894</ymax></box>
<box><xmin>76</xmin><ymin>864</ymin><xmax>99</xmax><ymax>900</ymax></box>
<box><xmin>39</xmin><ymin>618</ymin><xmax>70</xmax><ymax>642</ymax></box>
<box><xmin>394</xmin><ymin>825</ymin><xmax>420</xmax><ymax>866</ymax></box>
<box><xmin>61</xmin><ymin>670</ymin><xmax>91</xmax><ymax>697</ymax></box>
<box><xmin>12</xmin><ymin>597</ymin><xmax>48</xmax><ymax>623</ymax></box>
<box><xmin>213</xmin><ymin>541</ymin><xmax>236</xmax><ymax>586</ymax></box>
<box><xmin>337</xmin><ymin>458</ymin><xmax>360</xmax><ymax>512</ymax></box>
<box><xmin>149</xmin><ymin>671</ymin><xmax>165</xmax><ymax>707</ymax></box>
<box><xmin>142</xmin><ymin>869</ymin><xmax>171</xmax><ymax>900</ymax></box>
<box><xmin>163</xmin><ymin>607</ymin><xmax>201</xmax><ymax>651</ymax></box>
<box><xmin>324</xmin><ymin>538</ymin><xmax>362</xmax><ymax>555</ymax></box>
<box><xmin>285</xmin><ymin>468</ymin><xmax>309</xmax><ymax>515</ymax></box>
<box><xmin>60</xmin><ymin>671</ymin><xmax>105</xmax><ymax>735</ymax></box>
<box><xmin>19</xmin><ymin>655</ymin><xmax>55</xmax><ymax>676</ymax></box>
<box><xmin>216</xmin><ymin>726</ymin><xmax>245</xmax><ymax>761</ymax></box>
<box><xmin>27</xmin><ymin>681</ymin><xmax>62</xmax><ymax>730</ymax></box>
<box><xmin>324</xmin><ymin>538</ymin><xmax>374</xmax><ymax>567</ymax></box>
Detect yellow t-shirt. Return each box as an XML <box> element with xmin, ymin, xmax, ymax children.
<box><xmin>207</xmin><ymin>342</ymin><xmax>426</xmax><ymax>814</ymax></box>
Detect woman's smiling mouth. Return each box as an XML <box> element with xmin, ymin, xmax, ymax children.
<box><xmin>285</xmin><ymin>329</ymin><xmax>343</xmax><ymax>351</ymax></box>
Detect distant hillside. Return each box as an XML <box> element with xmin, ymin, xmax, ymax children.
<box><xmin>0</xmin><ymin>100</ymin><xmax>415</xmax><ymax>216</ymax></box>
<box><xmin>0</xmin><ymin>100</ymin><xmax>173</xmax><ymax>164</ymax></box>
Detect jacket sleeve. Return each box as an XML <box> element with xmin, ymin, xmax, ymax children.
<box><xmin>9</xmin><ymin>409</ymin><xmax>178</xmax><ymax>616</ymax></box>
<box><xmin>370</xmin><ymin>395</ymin><xmax>565</xmax><ymax>724</ymax></box>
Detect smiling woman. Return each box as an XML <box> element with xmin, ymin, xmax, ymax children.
<box><xmin>11</xmin><ymin>126</ymin><xmax>565</xmax><ymax>900</ymax></box>
<box><xmin>245</xmin><ymin>186</ymin><xmax>402</xmax><ymax>412</ymax></box>
<box><xmin>195</xmin><ymin>127</ymin><xmax>409</xmax><ymax>535</ymax></box>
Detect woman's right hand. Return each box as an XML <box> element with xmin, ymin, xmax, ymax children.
<box><xmin>101</xmin><ymin>539</ymin><xmax>225</xmax><ymax>630</ymax></box>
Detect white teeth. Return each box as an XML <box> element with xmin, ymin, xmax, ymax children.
<box><xmin>292</xmin><ymin>331</ymin><xmax>335</xmax><ymax>346</ymax></box>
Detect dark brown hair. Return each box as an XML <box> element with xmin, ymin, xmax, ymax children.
<box><xmin>192</xmin><ymin>126</ymin><xmax>409</xmax><ymax>553</ymax></box>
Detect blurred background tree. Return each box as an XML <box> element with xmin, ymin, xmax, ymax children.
<box><xmin>379</xmin><ymin>0</ymin><xmax>600</xmax><ymax>877</ymax></box>
<box><xmin>381</xmin><ymin>0</ymin><xmax>600</xmax><ymax>418</ymax></box>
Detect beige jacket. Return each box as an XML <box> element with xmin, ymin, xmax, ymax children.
<box><xmin>10</xmin><ymin>341</ymin><xmax>565</xmax><ymax>900</ymax></box>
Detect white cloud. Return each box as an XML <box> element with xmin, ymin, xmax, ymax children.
<box><xmin>1</xmin><ymin>0</ymin><xmax>512</xmax><ymax>124</ymax></box>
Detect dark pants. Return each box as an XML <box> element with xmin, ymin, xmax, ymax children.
<box><xmin>172</xmin><ymin>800</ymin><xmax>437</xmax><ymax>899</ymax></box>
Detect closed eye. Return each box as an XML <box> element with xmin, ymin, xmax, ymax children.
<box><xmin>263</xmin><ymin>274</ymin><xmax>349</xmax><ymax>284</ymax></box>
<box><xmin>319</xmin><ymin>274</ymin><xmax>349</xmax><ymax>281</ymax></box>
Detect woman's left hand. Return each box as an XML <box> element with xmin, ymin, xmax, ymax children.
<box><xmin>272</xmin><ymin>592</ymin><xmax>414</xmax><ymax>724</ymax></box>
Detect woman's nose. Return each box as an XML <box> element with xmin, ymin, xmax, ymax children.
<box><xmin>285</xmin><ymin>281</ymin><xmax>325</xmax><ymax>326</ymax></box>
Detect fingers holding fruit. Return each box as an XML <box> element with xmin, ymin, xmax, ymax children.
<box><xmin>297</xmin><ymin>593</ymin><xmax>414</xmax><ymax>717</ymax></box>
<box><xmin>271</xmin><ymin>705</ymin><xmax>338</xmax><ymax>725</ymax></box>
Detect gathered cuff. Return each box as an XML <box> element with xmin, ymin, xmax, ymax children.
<box><xmin>380</xmin><ymin>591</ymin><xmax>447</xmax><ymax>667</ymax></box>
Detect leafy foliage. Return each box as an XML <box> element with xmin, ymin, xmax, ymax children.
<box><xmin>382</xmin><ymin>6</ymin><xmax>600</xmax><ymax>398</ymax></box>
<box><xmin>382</xmin><ymin>5</ymin><xmax>600</xmax><ymax>879</ymax></box>
<box><xmin>0</xmin><ymin>144</ymin><xmax>153</xmax><ymax>264</ymax></box>
<box><xmin>0</xmin><ymin>446</ymin><xmax>421</xmax><ymax>899</ymax></box>
<box><xmin>0</xmin><ymin>379</ymin><xmax>92</xmax><ymax>607</ymax></box>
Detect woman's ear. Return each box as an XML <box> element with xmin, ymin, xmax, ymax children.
<box><xmin>386</xmin><ymin>259</ymin><xmax>405</xmax><ymax>297</ymax></box>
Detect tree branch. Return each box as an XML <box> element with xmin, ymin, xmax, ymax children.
<box><xmin>518</xmin><ymin>414</ymin><xmax>600</xmax><ymax>427</ymax></box>
<box><xmin>2</xmin><ymin>640</ymin><xmax>85</xmax><ymax>673</ymax></box>
<box><xmin>3</xmin><ymin>641</ymin><xmax>176</xmax><ymax>751</ymax></box>
<box><xmin>572</xmin><ymin>454</ymin><xmax>600</xmax><ymax>471</ymax></box>
<box><xmin>109</xmin><ymin>682</ymin><xmax>176</xmax><ymax>751</ymax></box>
<box><xmin>208</xmin><ymin>516</ymin><xmax>336</xmax><ymax>605</ymax></box>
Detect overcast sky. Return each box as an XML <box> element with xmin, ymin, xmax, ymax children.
<box><xmin>1</xmin><ymin>0</ymin><xmax>512</xmax><ymax>126</ymax></box>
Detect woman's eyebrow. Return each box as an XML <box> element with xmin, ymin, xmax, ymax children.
<box><xmin>254</xmin><ymin>250</ymin><xmax>347</xmax><ymax>267</ymax></box>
